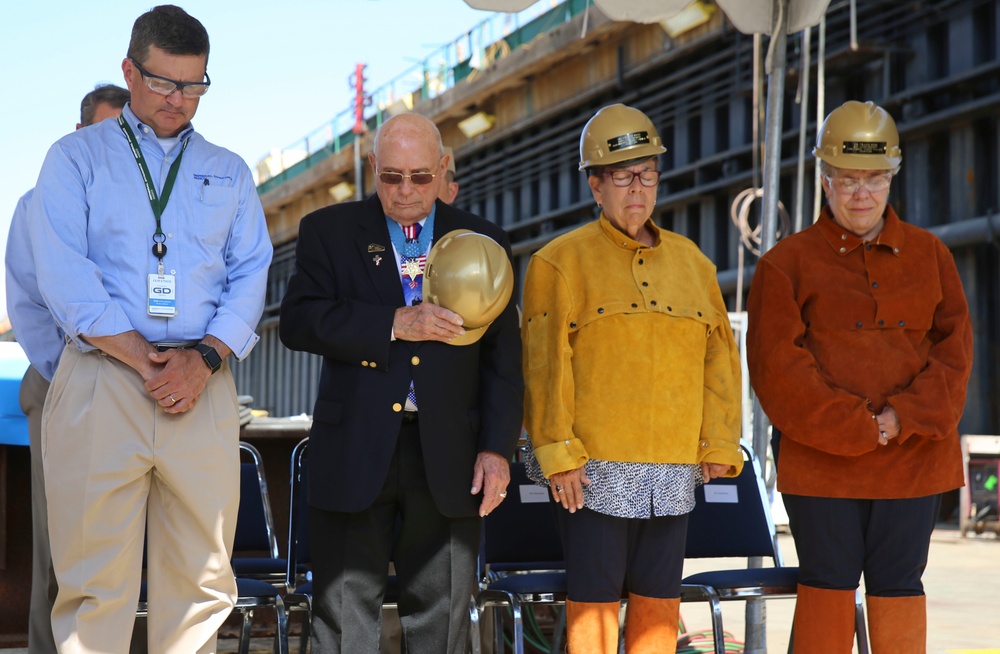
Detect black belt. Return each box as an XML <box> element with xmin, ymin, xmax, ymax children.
<box><xmin>152</xmin><ymin>340</ymin><xmax>200</xmax><ymax>351</ymax></box>
<box><xmin>401</xmin><ymin>411</ymin><xmax>419</xmax><ymax>424</ymax></box>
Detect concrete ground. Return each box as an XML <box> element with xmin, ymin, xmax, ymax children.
<box><xmin>677</xmin><ymin>527</ymin><xmax>1000</xmax><ymax>654</ymax></box>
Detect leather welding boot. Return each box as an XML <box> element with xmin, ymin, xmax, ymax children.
<box><xmin>791</xmin><ymin>584</ymin><xmax>857</xmax><ymax>653</ymax></box>
<box><xmin>866</xmin><ymin>594</ymin><xmax>927</xmax><ymax>653</ymax></box>
<box><xmin>566</xmin><ymin>599</ymin><xmax>621</xmax><ymax>654</ymax></box>
<box><xmin>623</xmin><ymin>593</ymin><xmax>679</xmax><ymax>654</ymax></box>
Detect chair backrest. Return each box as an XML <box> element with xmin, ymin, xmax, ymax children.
<box><xmin>235</xmin><ymin>441</ymin><xmax>280</xmax><ymax>559</ymax></box>
<box><xmin>482</xmin><ymin>461</ymin><xmax>564</xmax><ymax>570</ymax></box>
<box><xmin>286</xmin><ymin>436</ymin><xmax>311</xmax><ymax>589</ymax></box>
<box><xmin>684</xmin><ymin>444</ymin><xmax>784</xmax><ymax>566</ymax></box>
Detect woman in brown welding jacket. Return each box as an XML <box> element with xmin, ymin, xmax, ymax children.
<box><xmin>746</xmin><ymin>100</ymin><xmax>973</xmax><ymax>653</ymax></box>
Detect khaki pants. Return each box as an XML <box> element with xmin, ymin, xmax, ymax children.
<box><xmin>43</xmin><ymin>346</ymin><xmax>240</xmax><ymax>654</ymax></box>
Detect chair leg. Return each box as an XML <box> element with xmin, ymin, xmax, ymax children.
<box><xmin>550</xmin><ymin>605</ymin><xmax>567</xmax><ymax>654</ymax></box>
<box><xmin>239</xmin><ymin>608</ymin><xmax>253</xmax><ymax>654</ymax></box>
<box><xmin>792</xmin><ymin>584</ymin><xmax>856</xmax><ymax>654</ymax></box>
<box><xmin>704</xmin><ymin>590</ymin><xmax>726</xmax><ymax>654</ymax></box>
<box><xmin>855</xmin><ymin>589</ymin><xmax>870</xmax><ymax>654</ymax></box>
<box><xmin>510</xmin><ymin>597</ymin><xmax>527</xmax><ymax>654</ymax></box>
<box><xmin>866</xmin><ymin>594</ymin><xmax>926</xmax><ymax>654</ymax></box>
<box><xmin>623</xmin><ymin>593</ymin><xmax>679</xmax><ymax>654</ymax></box>
<box><xmin>273</xmin><ymin>597</ymin><xmax>289</xmax><ymax>654</ymax></box>
<box><xmin>468</xmin><ymin>595</ymin><xmax>481</xmax><ymax>654</ymax></box>
<box><xmin>298</xmin><ymin>610</ymin><xmax>311</xmax><ymax>654</ymax></box>
<box><xmin>493</xmin><ymin>605</ymin><xmax>505</xmax><ymax>654</ymax></box>
<box><xmin>566</xmin><ymin>599</ymin><xmax>620</xmax><ymax>654</ymax></box>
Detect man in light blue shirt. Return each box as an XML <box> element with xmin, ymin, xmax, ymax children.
<box><xmin>6</xmin><ymin>82</ymin><xmax>130</xmax><ymax>654</ymax></box>
<box><xmin>26</xmin><ymin>6</ymin><xmax>272</xmax><ymax>652</ymax></box>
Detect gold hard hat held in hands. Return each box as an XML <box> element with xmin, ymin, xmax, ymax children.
<box><xmin>424</xmin><ymin>229</ymin><xmax>514</xmax><ymax>346</ymax></box>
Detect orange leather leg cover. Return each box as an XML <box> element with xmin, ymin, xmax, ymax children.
<box><xmin>623</xmin><ymin>593</ymin><xmax>679</xmax><ymax>654</ymax></box>
<box><xmin>866</xmin><ymin>594</ymin><xmax>927</xmax><ymax>654</ymax></box>
<box><xmin>792</xmin><ymin>584</ymin><xmax>857</xmax><ymax>654</ymax></box>
<box><xmin>566</xmin><ymin>599</ymin><xmax>621</xmax><ymax>654</ymax></box>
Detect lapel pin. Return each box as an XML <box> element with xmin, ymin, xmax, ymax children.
<box><xmin>368</xmin><ymin>243</ymin><xmax>386</xmax><ymax>253</ymax></box>
<box><xmin>373</xmin><ymin>255</ymin><xmax>382</xmax><ymax>266</ymax></box>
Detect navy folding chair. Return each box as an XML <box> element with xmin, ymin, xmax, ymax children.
<box><xmin>283</xmin><ymin>436</ymin><xmax>313</xmax><ymax>653</ymax></box>
<box><xmin>680</xmin><ymin>444</ymin><xmax>868</xmax><ymax>654</ymax></box>
<box><xmin>233</xmin><ymin>441</ymin><xmax>287</xmax><ymax>587</ymax></box>
<box><xmin>475</xmin><ymin>461</ymin><xmax>571</xmax><ymax>654</ymax></box>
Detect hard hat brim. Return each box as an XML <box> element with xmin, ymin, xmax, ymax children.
<box><xmin>445</xmin><ymin>324</ymin><xmax>488</xmax><ymax>346</ymax></box>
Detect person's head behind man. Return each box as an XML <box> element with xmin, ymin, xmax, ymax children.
<box><xmin>121</xmin><ymin>4</ymin><xmax>210</xmax><ymax>138</ymax></box>
<box><xmin>368</xmin><ymin>113</ymin><xmax>447</xmax><ymax>226</ymax></box>
<box><xmin>439</xmin><ymin>146</ymin><xmax>459</xmax><ymax>204</ymax></box>
<box><xmin>78</xmin><ymin>84</ymin><xmax>130</xmax><ymax>130</ymax></box>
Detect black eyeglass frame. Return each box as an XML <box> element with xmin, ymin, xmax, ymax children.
<box><xmin>129</xmin><ymin>57</ymin><xmax>211</xmax><ymax>98</ymax></box>
<box><xmin>602</xmin><ymin>169</ymin><xmax>662</xmax><ymax>188</ymax></box>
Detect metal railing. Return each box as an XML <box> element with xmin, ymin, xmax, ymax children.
<box><xmin>254</xmin><ymin>0</ymin><xmax>592</xmax><ymax>194</ymax></box>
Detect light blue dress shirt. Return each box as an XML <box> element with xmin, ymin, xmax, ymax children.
<box><xmin>27</xmin><ymin>104</ymin><xmax>272</xmax><ymax>359</ymax></box>
<box><xmin>5</xmin><ymin>189</ymin><xmax>65</xmax><ymax>381</ymax></box>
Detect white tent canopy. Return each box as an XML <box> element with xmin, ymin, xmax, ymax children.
<box><xmin>462</xmin><ymin>0</ymin><xmax>831</xmax><ymax>35</ymax></box>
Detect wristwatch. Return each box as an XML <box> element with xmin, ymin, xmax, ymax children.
<box><xmin>194</xmin><ymin>343</ymin><xmax>223</xmax><ymax>374</ymax></box>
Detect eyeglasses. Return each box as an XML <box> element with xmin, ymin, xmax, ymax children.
<box><xmin>603</xmin><ymin>169</ymin><xmax>661</xmax><ymax>187</ymax></box>
<box><xmin>129</xmin><ymin>58</ymin><xmax>211</xmax><ymax>98</ymax></box>
<box><xmin>825</xmin><ymin>173</ymin><xmax>893</xmax><ymax>195</ymax></box>
<box><xmin>377</xmin><ymin>169</ymin><xmax>437</xmax><ymax>185</ymax></box>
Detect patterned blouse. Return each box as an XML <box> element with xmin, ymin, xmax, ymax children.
<box><xmin>523</xmin><ymin>438</ymin><xmax>703</xmax><ymax>519</ymax></box>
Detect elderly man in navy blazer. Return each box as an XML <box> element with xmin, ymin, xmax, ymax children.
<box><xmin>279</xmin><ymin>112</ymin><xmax>523</xmax><ymax>654</ymax></box>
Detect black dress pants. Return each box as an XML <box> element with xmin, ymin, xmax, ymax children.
<box><xmin>783</xmin><ymin>493</ymin><xmax>941</xmax><ymax>596</ymax></box>
<box><xmin>557</xmin><ymin>506</ymin><xmax>689</xmax><ymax>601</ymax></box>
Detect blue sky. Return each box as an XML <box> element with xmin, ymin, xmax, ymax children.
<box><xmin>0</xmin><ymin>0</ymin><xmax>508</xmax><ymax>319</ymax></box>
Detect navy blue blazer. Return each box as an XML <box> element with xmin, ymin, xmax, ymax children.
<box><xmin>279</xmin><ymin>195</ymin><xmax>524</xmax><ymax>518</ymax></box>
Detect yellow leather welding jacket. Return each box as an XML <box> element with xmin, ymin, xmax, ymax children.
<box><xmin>522</xmin><ymin>214</ymin><xmax>743</xmax><ymax>478</ymax></box>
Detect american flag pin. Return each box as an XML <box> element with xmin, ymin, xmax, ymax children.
<box><xmin>373</xmin><ymin>255</ymin><xmax>382</xmax><ymax>266</ymax></box>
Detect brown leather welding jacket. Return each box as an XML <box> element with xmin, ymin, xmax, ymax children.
<box><xmin>746</xmin><ymin>205</ymin><xmax>973</xmax><ymax>499</ymax></box>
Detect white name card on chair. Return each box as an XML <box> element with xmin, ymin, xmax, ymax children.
<box><xmin>519</xmin><ymin>485</ymin><xmax>550</xmax><ymax>503</ymax></box>
<box><xmin>704</xmin><ymin>485</ymin><xmax>739</xmax><ymax>503</ymax></box>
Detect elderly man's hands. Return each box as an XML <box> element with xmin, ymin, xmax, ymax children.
<box><xmin>471</xmin><ymin>451</ymin><xmax>510</xmax><ymax>517</ymax></box>
<box><xmin>393</xmin><ymin>303</ymin><xmax>465</xmax><ymax>342</ymax></box>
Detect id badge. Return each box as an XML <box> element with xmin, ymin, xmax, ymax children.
<box><xmin>148</xmin><ymin>273</ymin><xmax>177</xmax><ymax>317</ymax></box>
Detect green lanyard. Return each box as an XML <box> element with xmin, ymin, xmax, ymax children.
<box><xmin>117</xmin><ymin>114</ymin><xmax>189</xmax><ymax>269</ymax></box>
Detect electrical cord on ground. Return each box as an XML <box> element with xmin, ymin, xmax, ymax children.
<box><xmin>499</xmin><ymin>604</ymin><xmax>551</xmax><ymax>652</ymax></box>
<box><xmin>496</xmin><ymin>605</ymin><xmax>747</xmax><ymax>653</ymax></box>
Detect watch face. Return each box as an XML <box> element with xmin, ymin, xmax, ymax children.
<box><xmin>195</xmin><ymin>344</ymin><xmax>222</xmax><ymax>372</ymax></box>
